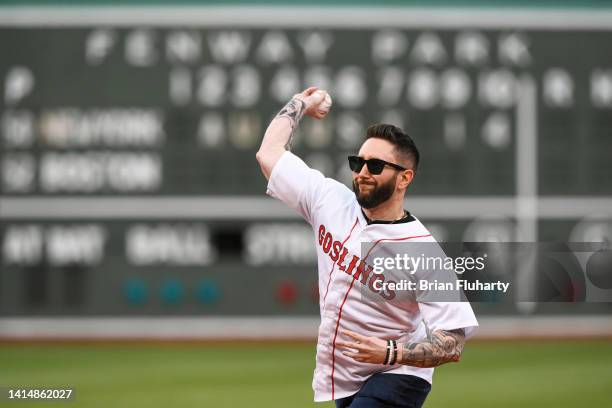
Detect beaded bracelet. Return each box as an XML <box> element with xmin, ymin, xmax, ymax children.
<box><xmin>384</xmin><ymin>340</ymin><xmax>392</xmax><ymax>365</ymax></box>
<box><xmin>389</xmin><ymin>340</ymin><xmax>398</xmax><ymax>365</ymax></box>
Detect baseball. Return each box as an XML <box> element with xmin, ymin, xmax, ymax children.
<box><xmin>316</xmin><ymin>90</ymin><xmax>332</xmax><ymax>116</ymax></box>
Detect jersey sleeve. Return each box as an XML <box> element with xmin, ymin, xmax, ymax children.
<box><xmin>266</xmin><ymin>151</ymin><xmax>348</xmax><ymax>224</ymax></box>
<box><xmin>413</xmin><ymin>239</ymin><xmax>479</xmax><ymax>339</ymax></box>
<box><xmin>418</xmin><ymin>301</ymin><xmax>479</xmax><ymax>339</ymax></box>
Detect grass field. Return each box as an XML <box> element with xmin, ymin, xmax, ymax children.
<box><xmin>2</xmin><ymin>340</ymin><xmax>612</xmax><ymax>407</ymax></box>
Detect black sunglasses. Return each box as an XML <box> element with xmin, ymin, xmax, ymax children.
<box><xmin>348</xmin><ymin>155</ymin><xmax>407</xmax><ymax>175</ymax></box>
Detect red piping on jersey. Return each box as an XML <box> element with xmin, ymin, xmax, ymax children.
<box><xmin>371</xmin><ymin>234</ymin><xmax>432</xmax><ymax>246</ymax></box>
<box><xmin>329</xmin><ymin>233</ymin><xmax>432</xmax><ymax>400</ymax></box>
<box><xmin>322</xmin><ymin>217</ymin><xmax>359</xmax><ymax>305</ymax></box>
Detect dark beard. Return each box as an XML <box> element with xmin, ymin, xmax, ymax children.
<box><xmin>352</xmin><ymin>176</ymin><xmax>396</xmax><ymax>209</ymax></box>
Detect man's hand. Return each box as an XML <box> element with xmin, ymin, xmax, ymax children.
<box><xmin>336</xmin><ymin>328</ymin><xmax>466</xmax><ymax>367</ymax></box>
<box><xmin>291</xmin><ymin>86</ymin><xmax>328</xmax><ymax>119</ymax></box>
<box><xmin>336</xmin><ymin>330</ymin><xmax>389</xmax><ymax>364</ymax></box>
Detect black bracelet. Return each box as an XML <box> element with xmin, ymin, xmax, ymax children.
<box><xmin>389</xmin><ymin>340</ymin><xmax>398</xmax><ymax>365</ymax></box>
<box><xmin>384</xmin><ymin>340</ymin><xmax>392</xmax><ymax>365</ymax></box>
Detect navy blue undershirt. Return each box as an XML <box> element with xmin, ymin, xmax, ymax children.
<box><xmin>361</xmin><ymin>209</ymin><xmax>415</xmax><ymax>225</ymax></box>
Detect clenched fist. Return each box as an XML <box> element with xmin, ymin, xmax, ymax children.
<box><xmin>293</xmin><ymin>87</ymin><xmax>332</xmax><ymax>119</ymax></box>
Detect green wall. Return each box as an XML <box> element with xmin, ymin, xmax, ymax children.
<box><xmin>1</xmin><ymin>0</ymin><xmax>612</xmax><ymax>9</ymax></box>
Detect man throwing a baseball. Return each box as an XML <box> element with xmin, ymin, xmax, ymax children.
<box><xmin>256</xmin><ymin>87</ymin><xmax>478</xmax><ymax>407</ymax></box>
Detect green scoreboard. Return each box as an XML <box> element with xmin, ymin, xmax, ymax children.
<box><xmin>1</xmin><ymin>6</ymin><xmax>611</xmax><ymax>317</ymax></box>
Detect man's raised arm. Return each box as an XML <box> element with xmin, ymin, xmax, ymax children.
<box><xmin>255</xmin><ymin>86</ymin><xmax>327</xmax><ymax>180</ymax></box>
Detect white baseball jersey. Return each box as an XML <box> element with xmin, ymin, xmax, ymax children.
<box><xmin>266</xmin><ymin>151</ymin><xmax>478</xmax><ymax>402</ymax></box>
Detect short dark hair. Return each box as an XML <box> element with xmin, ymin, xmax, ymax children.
<box><xmin>365</xmin><ymin>124</ymin><xmax>420</xmax><ymax>172</ymax></box>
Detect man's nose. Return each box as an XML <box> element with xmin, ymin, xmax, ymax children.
<box><xmin>358</xmin><ymin>163</ymin><xmax>371</xmax><ymax>177</ymax></box>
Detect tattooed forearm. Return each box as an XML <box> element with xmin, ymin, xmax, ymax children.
<box><xmin>399</xmin><ymin>328</ymin><xmax>465</xmax><ymax>368</ymax></box>
<box><xmin>276</xmin><ymin>98</ymin><xmax>306</xmax><ymax>150</ymax></box>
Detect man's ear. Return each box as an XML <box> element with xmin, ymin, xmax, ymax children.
<box><xmin>398</xmin><ymin>169</ymin><xmax>414</xmax><ymax>189</ymax></box>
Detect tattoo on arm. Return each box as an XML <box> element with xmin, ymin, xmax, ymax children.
<box><xmin>276</xmin><ymin>98</ymin><xmax>306</xmax><ymax>150</ymax></box>
<box><xmin>399</xmin><ymin>328</ymin><xmax>465</xmax><ymax>368</ymax></box>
